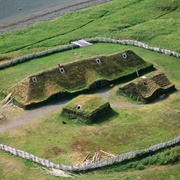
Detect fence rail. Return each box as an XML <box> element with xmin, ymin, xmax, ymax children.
<box><xmin>0</xmin><ymin>37</ymin><xmax>179</xmax><ymax>70</ymax></box>
<box><xmin>0</xmin><ymin>135</ymin><xmax>179</xmax><ymax>172</ymax></box>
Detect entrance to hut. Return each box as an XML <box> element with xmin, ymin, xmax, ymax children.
<box><xmin>55</xmin><ymin>93</ymin><xmax>61</xmax><ymax>101</ymax></box>
<box><xmin>90</xmin><ymin>80</ymin><xmax>109</xmax><ymax>89</ymax></box>
<box><xmin>96</xmin><ymin>81</ymin><xmax>101</xmax><ymax>88</ymax></box>
<box><xmin>155</xmin><ymin>89</ymin><xmax>160</xmax><ymax>97</ymax></box>
<box><xmin>55</xmin><ymin>93</ymin><xmax>67</xmax><ymax>102</ymax></box>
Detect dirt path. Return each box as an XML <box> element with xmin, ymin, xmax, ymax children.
<box><xmin>0</xmin><ymin>100</ymin><xmax>68</xmax><ymax>132</ymax></box>
<box><xmin>0</xmin><ymin>86</ymin><xmax>174</xmax><ymax>132</ymax></box>
<box><xmin>0</xmin><ymin>88</ymin><xmax>112</xmax><ymax>132</ymax></box>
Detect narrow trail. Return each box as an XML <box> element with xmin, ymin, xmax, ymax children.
<box><xmin>0</xmin><ymin>88</ymin><xmax>112</xmax><ymax>132</ymax></box>
<box><xmin>0</xmin><ymin>100</ymin><xmax>68</xmax><ymax>132</ymax></box>
<box><xmin>0</xmin><ymin>87</ymin><xmax>178</xmax><ymax>132</ymax></box>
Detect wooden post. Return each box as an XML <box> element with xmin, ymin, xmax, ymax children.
<box><xmin>83</xmin><ymin>153</ymin><xmax>90</xmax><ymax>162</ymax></box>
<box><xmin>100</xmin><ymin>150</ymin><xmax>115</xmax><ymax>157</ymax></box>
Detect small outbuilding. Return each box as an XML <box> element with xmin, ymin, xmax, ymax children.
<box><xmin>61</xmin><ymin>94</ymin><xmax>112</xmax><ymax>124</ymax></box>
<box><xmin>118</xmin><ymin>72</ymin><xmax>176</xmax><ymax>103</ymax></box>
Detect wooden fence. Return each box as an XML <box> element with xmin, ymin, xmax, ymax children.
<box><xmin>0</xmin><ymin>37</ymin><xmax>179</xmax><ymax>69</ymax></box>
<box><xmin>0</xmin><ymin>135</ymin><xmax>179</xmax><ymax>172</ymax></box>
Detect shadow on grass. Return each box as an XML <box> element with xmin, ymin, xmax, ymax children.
<box><xmin>94</xmin><ymin>108</ymin><xmax>118</xmax><ymax>124</ymax></box>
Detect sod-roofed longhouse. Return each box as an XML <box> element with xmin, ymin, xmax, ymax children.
<box><xmin>61</xmin><ymin>94</ymin><xmax>112</xmax><ymax>124</ymax></box>
<box><xmin>118</xmin><ymin>72</ymin><xmax>176</xmax><ymax>103</ymax></box>
<box><xmin>10</xmin><ymin>50</ymin><xmax>153</xmax><ymax>108</ymax></box>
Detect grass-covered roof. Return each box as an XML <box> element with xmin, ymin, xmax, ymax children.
<box><xmin>11</xmin><ymin>50</ymin><xmax>152</xmax><ymax>107</ymax></box>
<box><xmin>118</xmin><ymin>72</ymin><xmax>176</xmax><ymax>103</ymax></box>
<box><xmin>61</xmin><ymin>94</ymin><xmax>111</xmax><ymax>124</ymax></box>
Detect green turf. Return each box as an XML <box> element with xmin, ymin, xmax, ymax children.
<box><xmin>62</xmin><ymin>94</ymin><xmax>107</xmax><ymax>115</ymax></box>
<box><xmin>118</xmin><ymin>72</ymin><xmax>176</xmax><ymax>103</ymax></box>
<box><xmin>0</xmin><ymin>97</ymin><xmax>179</xmax><ymax>162</ymax></box>
<box><xmin>0</xmin><ymin>97</ymin><xmax>179</xmax><ymax>179</ymax></box>
<box><xmin>62</xmin><ymin>94</ymin><xmax>111</xmax><ymax>124</ymax></box>
<box><xmin>9</xmin><ymin>49</ymin><xmax>151</xmax><ymax>106</ymax></box>
<box><xmin>0</xmin><ymin>0</ymin><xmax>179</xmax><ymax>59</ymax></box>
<box><xmin>0</xmin><ymin>0</ymin><xmax>179</xmax><ymax>179</ymax></box>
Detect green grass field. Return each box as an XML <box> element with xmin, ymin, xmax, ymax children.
<box><xmin>0</xmin><ymin>0</ymin><xmax>180</xmax><ymax>179</ymax></box>
<box><xmin>0</xmin><ymin>91</ymin><xmax>179</xmax><ymax>179</ymax></box>
<box><xmin>0</xmin><ymin>0</ymin><xmax>179</xmax><ymax>60</ymax></box>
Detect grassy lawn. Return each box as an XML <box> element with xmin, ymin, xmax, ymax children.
<box><xmin>82</xmin><ymin>164</ymin><xmax>180</xmax><ymax>180</ymax></box>
<box><xmin>0</xmin><ymin>89</ymin><xmax>179</xmax><ymax>162</ymax></box>
<box><xmin>0</xmin><ymin>43</ymin><xmax>179</xmax><ymax>179</ymax></box>
<box><xmin>0</xmin><ymin>0</ymin><xmax>180</xmax><ymax>179</ymax></box>
<box><xmin>0</xmin><ymin>0</ymin><xmax>179</xmax><ymax>60</ymax></box>
<box><xmin>0</xmin><ymin>99</ymin><xmax>179</xmax><ymax>179</ymax></box>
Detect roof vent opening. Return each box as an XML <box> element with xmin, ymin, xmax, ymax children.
<box><xmin>32</xmin><ymin>77</ymin><xmax>37</xmax><ymax>82</ymax></box>
<box><xmin>96</xmin><ymin>58</ymin><xmax>101</xmax><ymax>64</ymax></box>
<box><xmin>76</xmin><ymin>104</ymin><xmax>82</xmax><ymax>110</ymax></box>
<box><xmin>122</xmin><ymin>53</ymin><xmax>127</xmax><ymax>59</ymax></box>
<box><xmin>59</xmin><ymin>67</ymin><xmax>65</xmax><ymax>74</ymax></box>
<box><xmin>58</xmin><ymin>64</ymin><xmax>65</xmax><ymax>73</ymax></box>
<box><xmin>144</xmin><ymin>81</ymin><xmax>147</xmax><ymax>86</ymax></box>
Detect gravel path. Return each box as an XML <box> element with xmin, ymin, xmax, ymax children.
<box><xmin>0</xmin><ymin>86</ymin><xmax>176</xmax><ymax>132</ymax></box>
<box><xmin>0</xmin><ymin>88</ymin><xmax>110</xmax><ymax>132</ymax></box>
<box><xmin>0</xmin><ymin>100</ymin><xmax>68</xmax><ymax>132</ymax></box>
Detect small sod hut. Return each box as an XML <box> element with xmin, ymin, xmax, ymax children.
<box><xmin>61</xmin><ymin>94</ymin><xmax>112</xmax><ymax>124</ymax></box>
<box><xmin>118</xmin><ymin>72</ymin><xmax>176</xmax><ymax>103</ymax></box>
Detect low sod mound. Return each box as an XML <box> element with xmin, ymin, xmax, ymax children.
<box><xmin>10</xmin><ymin>50</ymin><xmax>153</xmax><ymax>108</ymax></box>
<box><xmin>61</xmin><ymin>94</ymin><xmax>111</xmax><ymax>124</ymax></box>
<box><xmin>118</xmin><ymin>72</ymin><xmax>176</xmax><ymax>103</ymax></box>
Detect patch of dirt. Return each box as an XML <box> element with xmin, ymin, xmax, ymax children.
<box><xmin>45</xmin><ymin>146</ymin><xmax>65</xmax><ymax>156</ymax></box>
<box><xmin>70</xmin><ymin>138</ymin><xmax>101</xmax><ymax>153</ymax></box>
<box><xmin>0</xmin><ymin>104</ymin><xmax>24</xmax><ymax>125</ymax></box>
